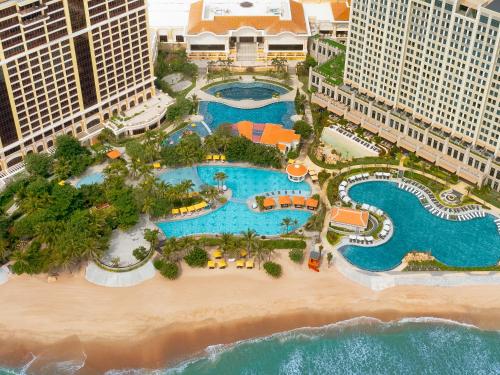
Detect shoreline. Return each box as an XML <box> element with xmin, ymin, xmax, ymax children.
<box><xmin>2</xmin><ymin>255</ymin><xmax>500</xmax><ymax>373</ymax></box>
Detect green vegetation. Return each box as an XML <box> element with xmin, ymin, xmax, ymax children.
<box><xmin>326</xmin><ymin>231</ymin><xmax>342</xmax><ymax>246</ymax></box>
<box><xmin>404</xmin><ymin>156</ymin><xmax>459</xmax><ymax>184</ymax></box>
<box><xmin>161</xmin><ymin>133</ymin><xmax>205</xmax><ymax>166</ymax></box>
<box><xmin>133</xmin><ymin>246</ymin><xmax>149</xmax><ymax>262</ymax></box>
<box><xmin>53</xmin><ymin>135</ymin><xmax>92</xmax><ymax>179</ymax></box>
<box><xmin>24</xmin><ymin>153</ymin><xmax>53</xmax><ymax>178</ymax></box>
<box><xmin>312</xmin><ymin>35</ymin><xmax>347</xmax><ymax>51</ymax></box>
<box><xmin>154</xmin><ymin>49</ymin><xmax>197</xmax><ymax>98</ymax></box>
<box><xmin>314</xmin><ymin>53</ymin><xmax>345</xmax><ymax>86</ymax></box>
<box><xmin>293</xmin><ymin>120</ymin><xmax>313</xmax><ymax>140</ymax></box>
<box><xmin>318</xmin><ymin>170</ymin><xmax>331</xmax><ymax>186</ymax></box>
<box><xmin>305</xmin><ymin>206</ymin><xmax>326</xmax><ymax>232</ymax></box>
<box><xmin>404</xmin><ymin>259</ymin><xmax>500</xmax><ymax>272</ymax></box>
<box><xmin>294</xmin><ymin>89</ymin><xmax>307</xmax><ymax>115</ymax></box>
<box><xmin>184</xmin><ymin>246</ymin><xmax>209</xmax><ymax>268</ymax></box>
<box><xmin>403</xmin><ymin>170</ymin><xmax>446</xmax><ymax>195</ymax></box>
<box><xmin>154</xmin><ymin>258</ymin><xmax>180</xmax><ymax>280</ymax></box>
<box><xmin>263</xmin><ymin>261</ymin><xmax>282</xmax><ymax>278</ymax></box>
<box><xmin>262</xmin><ymin>239</ymin><xmax>306</xmax><ymax>250</ymax></box>
<box><xmin>288</xmin><ymin>248</ymin><xmax>304</xmax><ymax>263</ymax></box>
<box><xmin>472</xmin><ymin>186</ymin><xmax>500</xmax><ymax>209</ymax></box>
<box><xmin>166</xmin><ymin>97</ymin><xmax>194</xmax><ymax>122</ymax></box>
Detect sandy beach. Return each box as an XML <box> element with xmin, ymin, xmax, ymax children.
<box><xmin>2</xmin><ymin>253</ymin><xmax>500</xmax><ymax>373</ymax></box>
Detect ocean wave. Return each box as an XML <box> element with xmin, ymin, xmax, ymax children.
<box><xmin>164</xmin><ymin>316</ymin><xmax>495</xmax><ymax>373</ymax></box>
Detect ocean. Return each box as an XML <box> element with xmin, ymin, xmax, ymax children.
<box><xmin>2</xmin><ymin>318</ymin><xmax>500</xmax><ymax>374</ymax></box>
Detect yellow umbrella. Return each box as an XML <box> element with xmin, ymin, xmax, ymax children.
<box><xmin>153</xmin><ymin>162</ymin><xmax>161</xmax><ymax>169</ymax></box>
<box><xmin>218</xmin><ymin>259</ymin><xmax>227</xmax><ymax>269</ymax></box>
<box><xmin>179</xmin><ymin>207</ymin><xmax>188</xmax><ymax>214</ymax></box>
<box><xmin>240</xmin><ymin>249</ymin><xmax>248</xmax><ymax>258</ymax></box>
<box><xmin>220</xmin><ymin>155</ymin><xmax>226</xmax><ymax>161</ymax></box>
<box><xmin>58</xmin><ymin>180</ymin><xmax>65</xmax><ymax>186</ymax></box>
<box><xmin>206</xmin><ymin>154</ymin><xmax>213</xmax><ymax>160</ymax></box>
<box><xmin>288</xmin><ymin>159</ymin><xmax>295</xmax><ymax>164</ymax></box>
<box><xmin>245</xmin><ymin>260</ymin><xmax>254</xmax><ymax>269</ymax></box>
<box><xmin>236</xmin><ymin>260</ymin><xmax>245</xmax><ymax>268</ymax></box>
<box><xmin>191</xmin><ymin>123</ymin><xmax>197</xmax><ymax>127</ymax></box>
<box><xmin>187</xmin><ymin>206</ymin><xmax>195</xmax><ymax>212</ymax></box>
<box><xmin>207</xmin><ymin>260</ymin><xmax>216</xmax><ymax>269</ymax></box>
<box><xmin>198</xmin><ymin>201</ymin><xmax>208</xmax><ymax>209</ymax></box>
<box><xmin>213</xmin><ymin>250</ymin><xmax>222</xmax><ymax>259</ymax></box>
<box><xmin>213</xmin><ymin>155</ymin><xmax>220</xmax><ymax>160</ymax></box>
<box><xmin>172</xmin><ymin>208</ymin><xmax>180</xmax><ymax>215</ymax></box>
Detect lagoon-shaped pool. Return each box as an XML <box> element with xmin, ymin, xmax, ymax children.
<box><xmin>156</xmin><ymin>165</ymin><xmax>312</xmax><ymax>237</ymax></box>
<box><xmin>204</xmin><ymin>82</ymin><xmax>289</xmax><ymax>100</ymax></box>
<box><xmin>340</xmin><ymin>181</ymin><xmax>500</xmax><ymax>271</ymax></box>
<box><xmin>199</xmin><ymin>101</ymin><xmax>295</xmax><ymax>130</ymax></box>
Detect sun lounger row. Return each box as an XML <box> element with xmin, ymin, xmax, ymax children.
<box><xmin>495</xmin><ymin>218</ymin><xmax>500</xmax><ymax>233</ymax></box>
<box><xmin>172</xmin><ymin>201</ymin><xmax>208</xmax><ymax>216</ymax></box>
<box><xmin>205</xmin><ymin>154</ymin><xmax>226</xmax><ymax>162</ymax></box>
<box><xmin>348</xmin><ymin>235</ymin><xmax>374</xmax><ymax>244</ymax></box>
<box><xmin>455</xmin><ymin>211</ymin><xmax>486</xmax><ymax>221</ymax></box>
<box><xmin>374</xmin><ymin>172</ymin><xmax>391</xmax><ymax>179</ymax></box>
<box><xmin>346</xmin><ymin>173</ymin><xmax>370</xmax><ymax>183</ymax></box>
<box><xmin>263</xmin><ymin>189</ymin><xmax>305</xmax><ymax>197</ymax></box>
<box><xmin>329</xmin><ymin>125</ymin><xmax>381</xmax><ymax>153</ymax></box>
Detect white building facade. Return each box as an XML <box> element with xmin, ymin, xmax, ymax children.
<box><xmin>311</xmin><ymin>0</ymin><xmax>500</xmax><ymax>190</ymax></box>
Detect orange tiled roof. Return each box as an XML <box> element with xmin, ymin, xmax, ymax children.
<box><xmin>263</xmin><ymin>197</ymin><xmax>276</xmax><ymax>208</ymax></box>
<box><xmin>292</xmin><ymin>196</ymin><xmax>305</xmax><ymax>205</ymax></box>
<box><xmin>187</xmin><ymin>1</ymin><xmax>308</xmax><ymax>35</ymax></box>
<box><xmin>331</xmin><ymin>1</ymin><xmax>350</xmax><ymax>21</ymax></box>
<box><xmin>236</xmin><ymin>121</ymin><xmax>254</xmax><ymax>141</ymax></box>
<box><xmin>260</xmin><ymin>124</ymin><xmax>300</xmax><ymax>146</ymax></box>
<box><xmin>306</xmin><ymin>198</ymin><xmax>319</xmax><ymax>208</ymax></box>
<box><xmin>286</xmin><ymin>163</ymin><xmax>308</xmax><ymax>177</ymax></box>
<box><xmin>279</xmin><ymin>195</ymin><xmax>292</xmax><ymax>205</ymax></box>
<box><xmin>330</xmin><ymin>207</ymin><xmax>369</xmax><ymax>228</ymax></box>
<box><xmin>106</xmin><ymin>149</ymin><xmax>121</xmax><ymax>159</ymax></box>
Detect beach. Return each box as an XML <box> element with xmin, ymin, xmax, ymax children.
<box><xmin>1</xmin><ymin>253</ymin><xmax>500</xmax><ymax>374</ymax></box>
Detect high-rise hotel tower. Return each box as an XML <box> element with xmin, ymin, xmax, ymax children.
<box><xmin>0</xmin><ymin>0</ymin><xmax>156</xmax><ymax>176</ymax></box>
<box><xmin>311</xmin><ymin>0</ymin><xmax>500</xmax><ymax>190</ymax></box>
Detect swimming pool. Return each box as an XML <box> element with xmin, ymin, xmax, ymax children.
<box><xmin>164</xmin><ymin>122</ymin><xmax>212</xmax><ymax>145</ymax></box>
<box><xmin>340</xmin><ymin>181</ymin><xmax>500</xmax><ymax>271</ymax></box>
<box><xmin>76</xmin><ymin>172</ymin><xmax>104</xmax><ymax>188</ymax></box>
<box><xmin>156</xmin><ymin>166</ymin><xmax>312</xmax><ymax>237</ymax></box>
<box><xmin>199</xmin><ymin>101</ymin><xmax>296</xmax><ymax>130</ymax></box>
<box><xmin>204</xmin><ymin>82</ymin><xmax>289</xmax><ymax>100</ymax></box>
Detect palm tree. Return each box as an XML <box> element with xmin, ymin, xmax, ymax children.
<box><xmin>144</xmin><ymin>228</ymin><xmax>160</xmax><ymax>251</ymax></box>
<box><xmin>253</xmin><ymin>242</ymin><xmax>267</xmax><ymax>270</ymax></box>
<box><xmin>291</xmin><ymin>218</ymin><xmax>299</xmax><ymax>232</ymax></box>
<box><xmin>191</xmin><ymin>94</ymin><xmax>199</xmax><ymax>115</ymax></box>
<box><xmin>214</xmin><ymin>172</ymin><xmax>228</xmax><ymax>191</ymax></box>
<box><xmin>220</xmin><ymin>232</ymin><xmax>235</xmax><ymax>259</ymax></box>
<box><xmin>200</xmin><ymin>184</ymin><xmax>219</xmax><ymax>206</ymax></box>
<box><xmin>241</xmin><ymin>228</ymin><xmax>257</xmax><ymax>256</ymax></box>
<box><xmin>281</xmin><ymin>217</ymin><xmax>292</xmax><ymax>234</ymax></box>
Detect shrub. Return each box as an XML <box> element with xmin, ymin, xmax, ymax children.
<box><xmin>289</xmin><ymin>248</ymin><xmax>304</xmax><ymax>263</ymax></box>
<box><xmin>263</xmin><ymin>261</ymin><xmax>282</xmax><ymax>278</ymax></box>
<box><xmin>184</xmin><ymin>246</ymin><xmax>209</xmax><ymax>268</ymax></box>
<box><xmin>133</xmin><ymin>246</ymin><xmax>149</xmax><ymax>261</ymax></box>
<box><xmin>286</xmin><ymin>148</ymin><xmax>300</xmax><ymax>160</ymax></box>
<box><xmin>326</xmin><ymin>231</ymin><xmax>341</xmax><ymax>245</ymax></box>
<box><xmin>293</xmin><ymin>120</ymin><xmax>313</xmax><ymax>139</ymax></box>
<box><xmin>154</xmin><ymin>259</ymin><xmax>179</xmax><ymax>280</ymax></box>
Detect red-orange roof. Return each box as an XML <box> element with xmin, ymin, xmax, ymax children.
<box><xmin>306</xmin><ymin>198</ymin><xmax>319</xmax><ymax>208</ymax></box>
<box><xmin>260</xmin><ymin>124</ymin><xmax>300</xmax><ymax>146</ymax></box>
<box><xmin>106</xmin><ymin>150</ymin><xmax>121</xmax><ymax>159</ymax></box>
<box><xmin>330</xmin><ymin>207</ymin><xmax>369</xmax><ymax>228</ymax></box>
<box><xmin>331</xmin><ymin>1</ymin><xmax>350</xmax><ymax>21</ymax></box>
<box><xmin>235</xmin><ymin>121</ymin><xmax>254</xmax><ymax>141</ymax></box>
<box><xmin>292</xmin><ymin>196</ymin><xmax>305</xmax><ymax>206</ymax></box>
<box><xmin>263</xmin><ymin>197</ymin><xmax>276</xmax><ymax>208</ymax></box>
<box><xmin>279</xmin><ymin>195</ymin><xmax>292</xmax><ymax>205</ymax></box>
<box><xmin>286</xmin><ymin>164</ymin><xmax>308</xmax><ymax>177</ymax></box>
<box><xmin>187</xmin><ymin>0</ymin><xmax>308</xmax><ymax>35</ymax></box>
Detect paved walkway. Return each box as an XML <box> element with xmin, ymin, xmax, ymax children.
<box><xmin>85</xmin><ymin>261</ymin><xmax>156</xmax><ymax>287</ymax></box>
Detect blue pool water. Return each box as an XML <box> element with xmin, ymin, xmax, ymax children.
<box><xmin>205</xmin><ymin>82</ymin><xmax>289</xmax><ymax>100</ymax></box>
<box><xmin>76</xmin><ymin>172</ymin><xmax>104</xmax><ymax>188</ymax></box>
<box><xmin>199</xmin><ymin>101</ymin><xmax>296</xmax><ymax>130</ymax></box>
<box><xmin>158</xmin><ymin>166</ymin><xmax>203</xmax><ymax>190</ymax></box>
<box><xmin>340</xmin><ymin>181</ymin><xmax>500</xmax><ymax>271</ymax></box>
<box><xmin>156</xmin><ymin>166</ymin><xmax>311</xmax><ymax>237</ymax></box>
<box><xmin>164</xmin><ymin>122</ymin><xmax>212</xmax><ymax>145</ymax></box>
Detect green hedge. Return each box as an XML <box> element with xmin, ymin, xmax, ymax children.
<box><xmin>404</xmin><ymin>260</ymin><xmax>500</xmax><ymax>272</ymax></box>
<box><xmin>263</xmin><ymin>261</ymin><xmax>282</xmax><ymax>278</ymax></box>
<box><xmin>262</xmin><ymin>239</ymin><xmax>306</xmax><ymax>250</ymax></box>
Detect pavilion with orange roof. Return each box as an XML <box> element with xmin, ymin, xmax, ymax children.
<box><xmin>233</xmin><ymin>121</ymin><xmax>301</xmax><ymax>154</ymax></box>
<box><xmin>330</xmin><ymin>207</ymin><xmax>369</xmax><ymax>231</ymax></box>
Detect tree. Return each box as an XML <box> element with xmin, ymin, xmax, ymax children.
<box><xmin>263</xmin><ymin>261</ymin><xmax>282</xmax><ymax>278</ymax></box>
<box><xmin>241</xmin><ymin>228</ymin><xmax>257</xmax><ymax>257</ymax></box>
<box><xmin>281</xmin><ymin>217</ymin><xmax>292</xmax><ymax>234</ymax></box>
<box><xmin>214</xmin><ymin>172</ymin><xmax>228</xmax><ymax>191</ymax></box>
<box><xmin>220</xmin><ymin>232</ymin><xmax>235</xmax><ymax>258</ymax></box>
<box><xmin>293</xmin><ymin>120</ymin><xmax>313</xmax><ymax>139</ymax></box>
<box><xmin>24</xmin><ymin>153</ymin><xmax>53</xmax><ymax>177</ymax></box>
<box><xmin>190</xmin><ymin>94</ymin><xmax>199</xmax><ymax>114</ymax></box>
<box><xmin>144</xmin><ymin>228</ymin><xmax>160</xmax><ymax>251</ymax></box>
<box><xmin>184</xmin><ymin>246</ymin><xmax>209</xmax><ymax>267</ymax></box>
<box><xmin>289</xmin><ymin>248</ymin><xmax>304</xmax><ymax>263</ymax></box>
<box><xmin>133</xmin><ymin>246</ymin><xmax>149</xmax><ymax>261</ymax></box>
<box><xmin>154</xmin><ymin>259</ymin><xmax>179</xmax><ymax>280</ymax></box>
<box><xmin>200</xmin><ymin>184</ymin><xmax>219</xmax><ymax>206</ymax></box>
<box><xmin>253</xmin><ymin>241</ymin><xmax>267</xmax><ymax>270</ymax></box>
<box><xmin>327</xmin><ymin>252</ymin><xmax>333</xmax><ymax>267</ymax></box>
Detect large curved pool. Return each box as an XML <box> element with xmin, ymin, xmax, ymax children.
<box><xmin>199</xmin><ymin>101</ymin><xmax>295</xmax><ymax>130</ymax></box>
<box><xmin>156</xmin><ymin>166</ymin><xmax>312</xmax><ymax>237</ymax></box>
<box><xmin>204</xmin><ymin>82</ymin><xmax>289</xmax><ymax>100</ymax></box>
<box><xmin>340</xmin><ymin>181</ymin><xmax>500</xmax><ymax>271</ymax></box>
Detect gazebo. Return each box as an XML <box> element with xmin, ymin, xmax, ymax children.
<box><xmin>286</xmin><ymin>163</ymin><xmax>308</xmax><ymax>182</ymax></box>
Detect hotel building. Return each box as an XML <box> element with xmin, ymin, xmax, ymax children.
<box><xmin>310</xmin><ymin>0</ymin><xmax>500</xmax><ymax>191</ymax></box>
<box><xmin>0</xmin><ymin>0</ymin><xmax>168</xmax><ymax>179</ymax></box>
<box><xmin>302</xmin><ymin>0</ymin><xmax>350</xmax><ymax>42</ymax></box>
<box><xmin>157</xmin><ymin>0</ymin><xmax>311</xmax><ymax>63</ymax></box>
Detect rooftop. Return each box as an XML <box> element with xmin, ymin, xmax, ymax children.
<box><xmin>286</xmin><ymin>163</ymin><xmax>308</xmax><ymax>177</ymax></box>
<box><xmin>330</xmin><ymin>207</ymin><xmax>369</xmax><ymax>228</ymax></box>
<box><xmin>484</xmin><ymin>0</ymin><xmax>500</xmax><ymax>11</ymax></box>
<box><xmin>233</xmin><ymin>121</ymin><xmax>301</xmax><ymax>150</ymax></box>
<box><xmin>148</xmin><ymin>0</ymin><xmax>192</xmax><ymax>28</ymax></box>
<box><xmin>187</xmin><ymin>0</ymin><xmax>309</xmax><ymax>35</ymax></box>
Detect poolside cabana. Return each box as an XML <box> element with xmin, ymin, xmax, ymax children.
<box><xmin>106</xmin><ymin>149</ymin><xmax>122</xmax><ymax>160</ymax></box>
<box><xmin>263</xmin><ymin>197</ymin><xmax>276</xmax><ymax>210</ymax></box>
<box><xmin>279</xmin><ymin>195</ymin><xmax>292</xmax><ymax>208</ymax></box>
<box><xmin>306</xmin><ymin>198</ymin><xmax>319</xmax><ymax>210</ymax></box>
<box><xmin>292</xmin><ymin>196</ymin><xmax>305</xmax><ymax>208</ymax></box>
<box><xmin>330</xmin><ymin>207</ymin><xmax>370</xmax><ymax>231</ymax></box>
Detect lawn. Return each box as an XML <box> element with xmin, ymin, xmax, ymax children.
<box><xmin>314</xmin><ymin>53</ymin><xmax>345</xmax><ymax>86</ymax></box>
